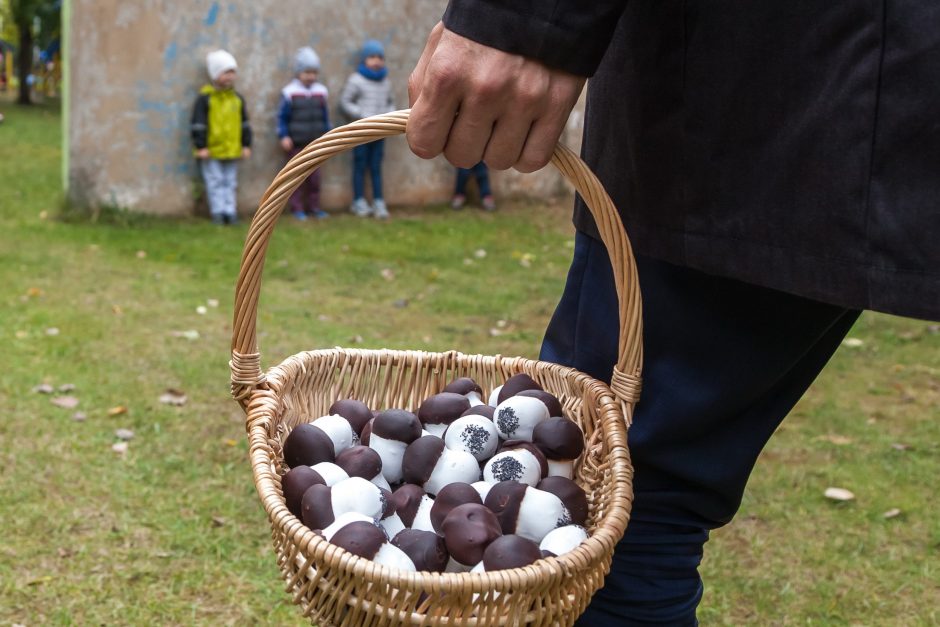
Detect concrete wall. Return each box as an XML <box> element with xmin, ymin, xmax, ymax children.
<box><xmin>66</xmin><ymin>0</ymin><xmax>584</xmax><ymax>216</ymax></box>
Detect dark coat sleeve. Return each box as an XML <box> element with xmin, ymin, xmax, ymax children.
<box><xmin>191</xmin><ymin>94</ymin><xmax>209</xmax><ymax>150</ymax></box>
<box><xmin>442</xmin><ymin>0</ymin><xmax>628</xmax><ymax>76</ymax></box>
<box><xmin>238</xmin><ymin>93</ymin><xmax>252</xmax><ymax>148</ymax></box>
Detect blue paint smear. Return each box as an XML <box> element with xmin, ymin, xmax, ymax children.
<box><xmin>163</xmin><ymin>42</ymin><xmax>178</xmax><ymax>71</ymax></box>
<box><xmin>204</xmin><ymin>2</ymin><xmax>219</xmax><ymax>26</ymax></box>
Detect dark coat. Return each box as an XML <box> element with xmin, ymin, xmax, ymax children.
<box><xmin>444</xmin><ymin>1</ymin><xmax>940</xmax><ymax>320</ymax></box>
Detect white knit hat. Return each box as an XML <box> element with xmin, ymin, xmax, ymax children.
<box><xmin>294</xmin><ymin>47</ymin><xmax>321</xmax><ymax>73</ymax></box>
<box><xmin>206</xmin><ymin>49</ymin><xmax>238</xmax><ymax>81</ymax></box>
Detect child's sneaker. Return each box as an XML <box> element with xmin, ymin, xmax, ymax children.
<box><xmin>451</xmin><ymin>194</ymin><xmax>466</xmax><ymax>210</ymax></box>
<box><xmin>350</xmin><ymin>198</ymin><xmax>372</xmax><ymax>217</ymax></box>
<box><xmin>372</xmin><ymin>199</ymin><xmax>390</xmax><ymax>219</ymax></box>
<box><xmin>482</xmin><ymin>195</ymin><xmax>497</xmax><ymax>211</ymax></box>
<box><xmin>292</xmin><ymin>210</ymin><xmax>308</xmax><ymax>221</ymax></box>
<box><xmin>311</xmin><ymin>208</ymin><xmax>329</xmax><ymax>219</ymax></box>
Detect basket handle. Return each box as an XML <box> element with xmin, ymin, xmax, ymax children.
<box><xmin>231</xmin><ymin>110</ymin><xmax>643</xmax><ymax>407</ymax></box>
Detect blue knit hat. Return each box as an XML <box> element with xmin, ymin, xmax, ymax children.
<box><xmin>361</xmin><ymin>39</ymin><xmax>385</xmax><ymax>60</ymax></box>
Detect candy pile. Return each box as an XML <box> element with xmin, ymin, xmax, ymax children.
<box><xmin>280</xmin><ymin>374</ymin><xmax>589</xmax><ymax>573</ymax></box>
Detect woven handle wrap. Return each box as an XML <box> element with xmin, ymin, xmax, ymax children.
<box><xmin>231</xmin><ymin>110</ymin><xmax>643</xmax><ymax>406</ymax></box>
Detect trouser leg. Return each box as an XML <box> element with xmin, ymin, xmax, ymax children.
<box><xmin>541</xmin><ymin>231</ymin><xmax>860</xmax><ymax>625</ymax></box>
<box><xmin>352</xmin><ymin>144</ymin><xmax>368</xmax><ymax>200</ymax></box>
<box><xmin>455</xmin><ymin>167</ymin><xmax>472</xmax><ymax>195</ymax></box>
<box><xmin>473</xmin><ymin>162</ymin><xmax>492</xmax><ymax>197</ymax></box>
<box><xmin>369</xmin><ymin>139</ymin><xmax>385</xmax><ymax>200</ymax></box>
<box><xmin>287</xmin><ymin>146</ymin><xmax>306</xmax><ymax>214</ymax></box>
<box><xmin>200</xmin><ymin>159</ymin><xmax>225</xmax><ymax>220</ymax></box>
<box><xmin>221</xmin><ymin>159</ymin><xmax>238</xmax><ymax>219</ymax></box>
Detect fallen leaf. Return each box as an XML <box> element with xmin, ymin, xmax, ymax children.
<box><xmin>33</xmin><ymin>383</ymin><xmax>54</xmax><ymax>394</ymax></box>
<box><xmin>463</xmin><ymin>258</ymin><xmax>474</xmax><ymax>266</ymax></box>
<box><xmin>26</xmin><ymin>287</ymin><xmax>43</xmax><ymax>298</ymax></box>
<box><xmin>159</xmin><ymin>389</ymin><xmax>187</xmax><ymax>406</ymax></box>
<box><xmin>115</xmin><ymin>429</ymin><xmax>135</xmax><ymax>441</ymax></box>
<box><xmin>842</xmin><ymin>338</ymin><xmax>864</xmax><ymax>348</ymax></box>
<box><xmin>224</xmin><ymin>439</ymin><xmax>238</xmax><ymax>447</ymax></box>
<box><xmin>489</xmin><ymin>328</ymin><xmax>503</xmax><ymax>337</ymax></box>
<box><xmin>27</xmin><ymin>576</ymin><xmax>52</xmax><ymax>586</ymax></box>
<box><xmin>58</xmin><ymin>383</ymin><xmax>75</xmax><ymax>393</ymax></box>
<box><xmin>45</xmin><ymin>327</ymin><xmax>60</xmax><ymax>336</ymax></box>
<box><xmin>496</xmin><ymin>319</ymin><xmax>508</xmax><ymax>329</ymax></box>
<box><xmin>170</xmin><ymin>330</ymin><xmax>200</xmax><ymax>340</ymax></box>
<box><xmin>891</xmin><ymin>442</ymin><xmax>913</xmax><ymax>451</ymax></box>
<box><xmin>15</xmin><ymin>330</ymin><xmax>28</xmax><ymax>339</ymax></box>
<box><xmin>112</xmin><ymin>305</ymin><xmax>124</xmax><ymax>315</ymax></box>
<box><xmin>824</xmin><ymin>487</ymin><xmax>855</xmax><ymax>502</ymax></box>
<box><xmin>474</xmin><ymin>249</ymin><xmax>487</xmax><ymax>259</ymax></box>
<box><xmin>422</xmin><ymin>335</ymin><xmax>433</xmax><ymax>343</ymax></box>
<box><xmin>350</xmin><ymin>335</ymin><xmax>364</xmax><ymax>344</ymax></box>
<box><xmin>207</xmin><ymin>298</ymin><xmax>219</xmax><ymax>308</ymax></box>
<box><xmin>928</xmin><ymin>324</ymin><xmax>939</xmax><ymax>335</ymax></box>
<box><xmin>112</xmin><ymin>442</ymin><xmax>128</xmax><ymax>454</ymax></box>
<box><xmin>883</xmin><ymin>508</ymin><xmax>902</xmax><ymax>519</ymax></box>
<box><xmin>57</xmin><ymin>547</ymin><xmax>74</xmax><ymax>558</ymax></box>
<box><xmin>39</xmin><ymin>210</ymin><xmax>49</xmax><ymax>220</ymax></box>
<box><xmin>317</xmin><ymin>314</ymin><xmax>331</xmax><ymax>322</ymax></box>
<box><xmin>211</xmin><ymin>516</ymin><xmax>227</xmax><ymax>527</ymax></box>
<box><xmin>816</xmin><ymin>434</ymin><xmax>853</xmax><ymax>446</ymax></box>
<box><xmin>136</xmin><ymin>250</ymin><xmax>147</xmax><ymax>259</ymax></box>
<box><xmin>519</xmin><ymin>253</ymin><xmax>535</xmax><ymax>268</ymax></box>
<box><xmin>427</xmin><ymin>269</ymin><xmax>440</xmax><ymax>281</ymax></box>
<box><xmin>107</xmin><ymin>406</ymin><xmax>128</xmax><ymax>416</ymax></box>
<box><xmin>380</xmin><ymin>268</ymin><xmax>396</xmax><ymax>281</ymax></box>
<box><xmin>51</xmin><ymin>396</ymin><xmax>80</xmax><ymax>409</ymax></box>
<box><xmin>393</xmin><ymin>299</ymin><xmax>409</xmax><ymax>308</ymax></box>
<box><xmin>196</xmin><ymin>306</ymin><xmax>208</xmax><ymax>315</ymax></box>
<box><xmin>155</xmin><ymin>551</ymin><xmax>172</xmax><ymax>558</ymax></box>
<box><xmin>72</xmin><ymin>412</ymin><xmax>87</xmax><ymax>422</ymax></box>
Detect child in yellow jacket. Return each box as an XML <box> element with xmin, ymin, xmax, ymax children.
<box><xmin>191</xmin><ymin>50</ymin><xmax>252</xmax><ymax>225</ymax></box>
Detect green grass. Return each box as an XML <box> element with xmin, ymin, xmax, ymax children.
<box><xmin>1</xmin><ymin>102</ymin><xmax>937</xmax><ymax>625</ymax></box>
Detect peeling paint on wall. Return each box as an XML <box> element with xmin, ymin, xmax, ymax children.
<box><xmin>67</xmin><ymin>0</ymin><xmax>584</xmax><ymax>216</ymax></box>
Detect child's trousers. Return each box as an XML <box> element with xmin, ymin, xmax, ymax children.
<box><xmin>201</xmin><ymin>158</ymin><xmax>239</xmax><ymax>221</ymax></box>
<box><xmin>352</xmin><ymin>139</ymin><xmax>385</xmax><ymax>201</ymax></box>
<box><xmin>541</xmin><ymin>231</ymin><xmax>860</xmax><ymax>625</ymax></box>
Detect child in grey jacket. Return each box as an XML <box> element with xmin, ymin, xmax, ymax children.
<box><xmin>340</xmin><ymin>39</ymin><xmax>395</xmax><ymax>219</ymax></box>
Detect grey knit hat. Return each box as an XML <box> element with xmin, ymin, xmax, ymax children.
<box><xmin>294</xmin><ymin>47</ymin><xmax>321</xmax><ymax>73</ymax></box>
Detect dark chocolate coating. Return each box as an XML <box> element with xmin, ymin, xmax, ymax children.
<box><xmin>335</xmin><ymin>445</ymin><xmax>383</xmax><ymax>480</ymax></box>
<box><xmin>460</xmin><ymin>404</ymin><xmax>496</xmax><ymax>420</ymax></box>
<box><xmin>497</xmin><ymin>373</ymin><xmax>542</xmax><ymax>404</ymax></box>
<box><xmin>500</xmin><ymin>440</ymin><xmax>549</xmax><ymax>478</ymax></box>
<box><xmin>282</xmin><ymin>466</ymin><xmax>326</xmax><ymax>518</ymax></box>
<box><xmin>300</xmin><ymin>483</ymin><xmax>335</xmax><ymax>530</ymax></box>
<box><xmin>283</xmin><ymin>423</ymin><xmax>336</xmax><ymax>468</ymax></box>
<box><xmin>329</xmin><ymin>399</ymin><xmax>374</xmax><ymax>435</ymax></box>
<box><xmin>379</xmin><ymin>487</ymin><xmax>395</xmax><ymax>518</ymax></box>
<box><xmin>360</xmin><ymin>418</ymin><xmax>374</xmax><ymax>446</ymax></box>
<box><xmin>390</xmin><ymin>484</ymin><xmax>427</xmax><ymax>527</ymax></box>
<box><xmin>401</xmin><ymin>436</ymin><xmax>445</xmax><ymax>486</ymax></box>
<box><xmin>517</xmin><ymin>389</ymin><xmax>564</xmax><ymax>419</ymax></box>
<box><xmin>330</xmin><ymin>520</ymin><xmax>386</xmax><ymax>559</ymax></box>
<box><xmin>392</xmin><ymin>529</ymin><xmax>449</xmax><ymax>572</ymax></box>
<box><xmin>430</xmin><ymin>482</ymin><xmax>483</xmax><ymax>533</ymax></box>
<box><xmin>442</xmin><ymin>377</ymin><xmax>483</xmax><ymax>397</ymax></box>
<box><xmin>532</xmin><ymin>417</ymin><xmax>585</xmax><ymax>460</ymax></box>
<box><xmin>482</xmin><ymin>534</ymin><xmax>542</xmax><ymax>571</ymax></box>
<box><xmin>441</xmin><ymin>503</ymin><xmax>502</xmax><ymax>566</ymax></box>
<box><xmin>417</xmin><ymin>393</ymin><xmax>471</xmax><ymax>426</ymax></box>
<box><xmin>537</xmin><ymin>476</ymin><xmax>589</xmax><ymax>526</ymax></box>
<box><xmin>540</xmin><ymin>549</ymin><xmax>557</xmax><ymax>559</ymax></box>
<box><xmin>483</xmin><ymin>481</ymin><xmax>528</xmax><ymax>535</ymax></box>
<box><xmin>372</xmin><ymin>409</ymin><xmax>422</xmax><ymax>443</ymax></box>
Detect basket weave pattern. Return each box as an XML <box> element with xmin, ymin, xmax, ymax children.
<box><xmin>231</xmin><ymin>111</ymin><xmax>642</xmax><ymax>626</ymax></box>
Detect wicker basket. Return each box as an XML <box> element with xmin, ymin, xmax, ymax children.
<box><xmin>230</xmin><ymin>110</ymin><xmax>642</xmax><ymax>626</ymax></box>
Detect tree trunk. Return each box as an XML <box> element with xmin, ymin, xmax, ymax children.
<box><xmin>17</xmin><ymin>26</ymin><xmax>33</xmax><ymax>105</ymax></box>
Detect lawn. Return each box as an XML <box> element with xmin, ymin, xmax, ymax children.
<box><xmin>0</xmin><ymin>102</ymin><xmax>937</xmax><ymax>625</ymax></box>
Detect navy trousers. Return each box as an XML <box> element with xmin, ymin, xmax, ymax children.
<box><xmin>352</xmin><ymin>139</ymin><xmax>385</xmax><ymax>201</ymax></box>
<box><xmin>541</xmin><ymin>232</ymin><xmax>860</xmax><ymax>625</ymax></box>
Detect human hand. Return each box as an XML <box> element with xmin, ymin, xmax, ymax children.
<box><xmin>407</xmin><ymin>23</ymin><xmax>585</xmax><ymax>172</ymax></box>
<box><xmin>242</xmin><ymin>147</ymin><xmax>252</xmax><ymax>159</ymax></box>
<box><xmin>280</xmin><ymin>137</ymin><xmax>294</xmax><ymax>152</ymax></box>
<box><xmin>195</xmin><ymin>148</ymin><xmax>210</xmax><ymax>160</ymax></box>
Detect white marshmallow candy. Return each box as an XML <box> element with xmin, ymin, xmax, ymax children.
<box><xmin>444</xmin><ymin>415</ymin><xmax>500</xmax><ymax>462</ymax></box>
<box><xmin>312</xmin><ymin>414</ymin><xmax>358</xmax><ymax>455</ymax></box>
<box><xmin>493</xmin><ymin>395</ymin><xmax>550</xmax><ymax>441</ymax></box>
<box><xmin>539</xmin><ymin>525</ymin><xmax>589</xmax><ymax>557</ymax></box>
<box><xmin>331</xmin><ymin>476</ymin><xmax>388</xmax><ymax>521</ymax></box>
<box><xmin>311</xmin><ymin>462</ymin><xmax>350</xmax><ymax>486</ymax></box>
